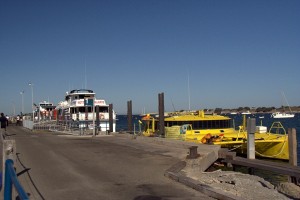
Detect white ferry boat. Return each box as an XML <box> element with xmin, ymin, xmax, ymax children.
<box><xmin>38</xmin><ymin>101</ymin><xmax>56</xmax><ymax>120</ymax></box>
<box><xmin>56</xmin><ymin>89</ymin><xmax>116</xmax><ymax>132</ymax></box>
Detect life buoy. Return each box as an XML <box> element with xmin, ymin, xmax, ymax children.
<box><xmin>100</xmin><ymin>114</ymin><xmax>104</xmax><ymax>119</ymax></box>
<box><xmin>201</xmin><ymin>134</ymin><xmax>224</xmax><ymax>143</ymax></box>
<box><xmin>201</xmin><ymin>134</ymin><xmax>212</xmax><ymax>144</ymax></box>
<box><xmin>212</xmin><ymin>134</ymin><xmax>224</xmax><ymax>142</ymax></box>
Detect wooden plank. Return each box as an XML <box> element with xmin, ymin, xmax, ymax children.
<box><xmin>218</xmin><ymin>148</ymin><xmax>236</xmax><ymax>159</ymax></box>
<box><xmin>226</xmin><ymin>156</ymin><xmax>300</xmax><ymax>178</ymax></box>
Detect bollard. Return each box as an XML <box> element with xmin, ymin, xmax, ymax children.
<box><xmin>186</xmin><ymin>146</ymin><xmax>200</xmax><ymax>159</ymax></box>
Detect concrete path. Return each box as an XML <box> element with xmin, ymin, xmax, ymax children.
<box><xmin>3</xmin><ymin>126</ymin><xmax>217</xmax><ymax>200</ymax></box>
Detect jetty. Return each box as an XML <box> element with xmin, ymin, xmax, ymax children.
<box><xmin>1</xmin><ymin>125</ymin><xmax>300</xmax><ymax>199</ymax></box>
<box><xmin>1</xmin><ymin>95</ymin><xmax>299</xmax><ymax>199</ymax></box>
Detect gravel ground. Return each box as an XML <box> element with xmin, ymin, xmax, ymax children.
<box><xmin>183</xmin><ymin>168</ymin><xmax>295</xmax><ymax>200</ymax></box>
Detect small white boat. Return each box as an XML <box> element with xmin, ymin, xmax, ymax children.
<box><xmin>271</xmin><ymin>91</ymin><xmax>295</xmax><ymax>119</ymax></box>
<box><xmin>258</xmin><ymin>116</ymin><xmax>264</xmax><ymax>119</ymax></box>
<box><xmin>241</xmin><ymin>111</ymin><xmax>251</xmax><ymax>115</ymax></box>
<box><xmin>271</xmin><ymin>112</ymin><xmax>294</xmax><ymax>118</ymax></box>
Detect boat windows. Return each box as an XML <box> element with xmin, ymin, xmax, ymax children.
<box><xmin>97</xmin><ymin>106</ymin><xmax>108</xmax><ymax>113</ymax></box>
<box><xmin>70</xmin><ymin>106</ymin><xmax>109</xmax><ymax>113</ymax></box>
<box><xmin>165</xmin><ymin>120</ymin><xmax>232</xmax><ymax>130</ymax></box>
<box><xmin>70</xmin><ymin>107</ymin><xmax>92</xmax><ymax>113</ymax></box>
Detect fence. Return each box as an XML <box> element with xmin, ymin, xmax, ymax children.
<box><xmin>4</xmin><ymin>159</ymin><xmax>29</xmax><ymax>200</ymax></box>
<box><xmin>1</xmin><ymin>131</ymin><xmax>29</xmax><ymax>200</ymax></box>
<box><xmin>23</xmin><ymin>119</ymin><xmax>111</xmax><ymax>135</ymax></box>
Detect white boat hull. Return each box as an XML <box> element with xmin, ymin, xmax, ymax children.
<box><xmin>271</xmin><ymin>112</ymin><xmax>294</xmax><ymax>118</ymax></box>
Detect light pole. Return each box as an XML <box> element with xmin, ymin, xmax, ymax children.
<box><xmin>11</xmin><ymin>102</ymin><xmax>16</xmax><ymax>116</ymax></box>
<box><xmin>20</xmin><ymin>91</ymin><xmax>24</xmax><ymax>115</ymax></box>
<box><xmin>29</xmin><ymin>82</ymin><xmax>34</xmax><ymax>122</ymax></box>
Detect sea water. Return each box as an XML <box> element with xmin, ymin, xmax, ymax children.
<box><xmin>116</xmin><ymin>113</ymin><xmax>300</xmax><ymax>166</ymax></box>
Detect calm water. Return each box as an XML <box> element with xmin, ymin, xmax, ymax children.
<box><xmin>116</xmin><ymin>113</ymin><xmax>300</xmax><ymax>166</ymax></box>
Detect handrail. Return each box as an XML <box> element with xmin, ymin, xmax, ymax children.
<box><xmin>4</xmin><ymin>159</ymin><xmax>29</xmax><ymax>200</ymax></box>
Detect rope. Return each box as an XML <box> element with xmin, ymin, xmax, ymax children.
<box><xmin>228</xmin><ymin>145</ymin><xmax>243</xmax><ymax>151</ymax></box>
<box><xmin>254</xmin><ymin>138</ymin><xmax>288</xmax><ymax>158</ymax></box>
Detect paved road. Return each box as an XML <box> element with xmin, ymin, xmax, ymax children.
<box><xmin>4</xmin><ymin>126</ymin><xmax>214</xmax><ymax>200</ymax></box>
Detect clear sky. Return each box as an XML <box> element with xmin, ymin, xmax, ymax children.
<box><xmin>1</xmin><ymin>0</ymin><xmax>299</xmax><ymax>115</ymax></box>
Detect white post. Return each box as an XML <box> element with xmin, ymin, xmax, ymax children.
<box><xmin>247</xmin><ymin>118</ymin><xmax>256</xmax><ymax>159</ymax></box>
<box><xmin>11</xmin><ymin>102</ymin><xmax>16</xmax><ymax>116</ymax></box>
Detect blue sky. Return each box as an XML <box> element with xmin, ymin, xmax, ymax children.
<box><xmin>0</xmin><ymin>0</ymin><xmax>299</xmax><ymax>115</ymax></box>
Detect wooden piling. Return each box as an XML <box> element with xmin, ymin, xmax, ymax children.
<box><xmin>109</xmin><ymin>104</ymin><xmax>113</xmax><ymax>133</ymax></box>
<box><xmin>96</xmin><ymin>105</ymin><xmax>99</xmax><ymax>133</ymax></box>
<box><xmin>85</xmin><ymin>103</ymin><xmax>89</xmax><ymax>128</ymax></box>
<box><xmin>127</xmin><ymin>100</ymin><xmax>133</xmax><ymax>133</ymax></box>
<box><xmin>56</xmin><ymin>109</ymin><xmax>59</xmax><ymax>124</ymax></box>
<box><xmin>288</xmin><ymin>128</ymin><xmax>298</xmax><ymax>184</ymax></box>
<box><xmin>158</xmin><ymin>93</ymin><xmax>165</xmax><ymax>137</ymax></box>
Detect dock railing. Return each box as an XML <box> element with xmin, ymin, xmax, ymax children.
<box><xmin>4</xmin><ymin>159</ymin><xmax>29</xmax><ymax>200</ymax></box>
<box><xmin>1</xmin><ymin>130</ymin><xmax>29</xmax><ymax>200</ymax></box>
<box><xmin>23</xmin><ymin>119</ymin><xmax>110</xmax><ymax>135</ymax></box>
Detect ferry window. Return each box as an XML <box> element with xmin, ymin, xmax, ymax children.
<box><xmin>99</xmin><ymin>107</ymin><xmax>108</xmax><ymax>112</ymax></box>
<box><xmin>187</xmin><ymin>125</ymin><xmax>191</xmax><ymax>130</ymax></box>
<box><xmin>208</xmin><ymin>121</ymin><xmax>212</xmax><ymax>129</ymax></box>
<box><xmin>219</xmin><ymin>120</ymin><xmax>223</xmax><ymax>128</ymax></box>
<box><xmin>79</xmin><ymin>107</ymin><xmax>85</xmax><ymax>112</ymax></box>
<box><xmin>215</xmin><ymin>120</ymin><xmax>220</xmax><ymax>128</ymax></box>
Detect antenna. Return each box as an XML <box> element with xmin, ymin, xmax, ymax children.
<box><xmin>85</xmin><ymin>57</ymin><xmax>87</xmax><ymax>89</ymax></box>
<box><xmin>170</xmin><ymin>97</ymin><xmax>176</xmax><ymax>112</ymax></box>
<box><xmin>188</xmin><ymin>69</ymin><xmax>191</xmax><ymax>111</ymax></box>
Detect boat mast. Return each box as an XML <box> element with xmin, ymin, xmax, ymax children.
<box><xmin>281</xmin><ymin>91</ymin><xmax>293</xmax><ymax>113</ymax></box>
<box><xmin>188</xmin><ymin>70</ymin><xmax>191</xmax><ymax>111</ymax></box>
<box><xmin>85</xmin><ymin>58</ymin><xmax>87</xmax><ymax>89</ymax></box>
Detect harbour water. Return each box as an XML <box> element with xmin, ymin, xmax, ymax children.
<box><xmin>116</xmin><ymin>113</ymin><xmax>300</xmax><ymax>166</ymax></box>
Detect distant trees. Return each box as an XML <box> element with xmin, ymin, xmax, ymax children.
<box><xmin>215</xmin><ymin>106</ymin><xmax>278</xmax><ymax>113</ymax></box>
<box><xmin>237</xmin><ymin>107</ymin><xmax>250</xmax><ymax>112</ymax></box>
<box><xmin>214</xmin><ymin>108</ymin><xmax>222</xmax><ymax>115</ymax></box>
<box><xmin>255</xmin><ymin>107</ymin><xmax>275</xmax><ymax>113</ymax></box>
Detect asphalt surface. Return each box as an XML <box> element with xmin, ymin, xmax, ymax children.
<box><xmin>3</xmin><ymin>126</ymin><xmax>215</xmax><ymax>200</ymax></box>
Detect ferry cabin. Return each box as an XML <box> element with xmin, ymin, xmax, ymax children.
<box><xmin>69</xmin><ymin>99</ymin><xmax>110</xmax><ymax>121</ymax></box>
<box><xmin>142</xmin><ymin>110</ymin><xmax>235</xmax><ymax>137</ymax></box>
<box><xmin>57</xmin><ymin>89</ymin><xmax>116</xmax><ymax>132</ymax></box>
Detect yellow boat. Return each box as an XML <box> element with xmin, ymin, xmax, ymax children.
<box><xmin>141</xmin><ymin>110</ymin><xmax>289</xmax><ymax>160</ymax></box>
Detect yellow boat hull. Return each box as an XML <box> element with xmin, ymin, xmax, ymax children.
<box><xmin>141</xmin><ymin>111</ymin><xmax>289</xmax><ymax>160</ymax></box>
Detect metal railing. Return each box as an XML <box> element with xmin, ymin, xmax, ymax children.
<box><xmin>4</xmin><ymin>159</ymin><xmax>29</xmax><ymax>200</ymax></box>
<box><xmin>22</xmin><ymin>119</ymin><xmax>111</xmax><ymax>135</ymax></box>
